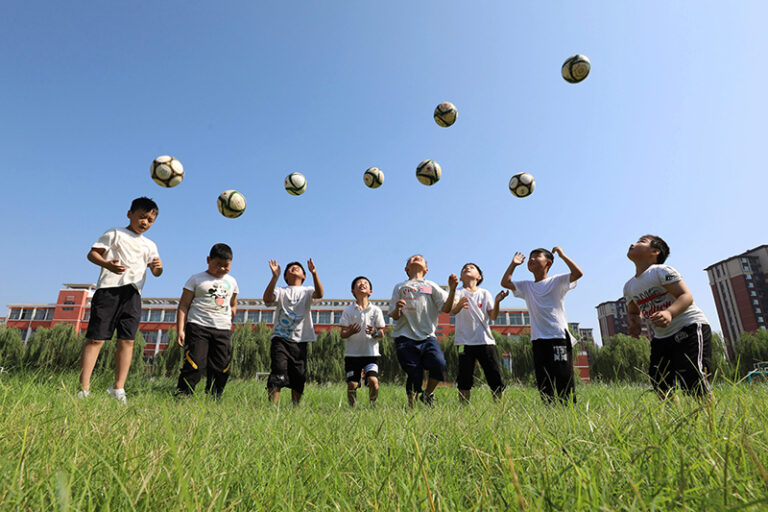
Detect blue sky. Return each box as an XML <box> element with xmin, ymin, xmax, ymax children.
<box><xmin>2</xmin><ymin>2</ymin><xmax>767</xmax><ymax>341</ymax></box>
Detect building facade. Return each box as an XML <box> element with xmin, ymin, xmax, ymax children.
<box><xmin>595</xmin><ymin>297</ymin><xmax>649</xmax><ymax>344</ymax></box>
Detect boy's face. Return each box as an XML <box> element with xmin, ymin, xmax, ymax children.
<box><xmin>207</xmin><ymin>257</ymin><xmax>232</xmax><ymax>278</ymax></box>
<box><xmin>285</xmin><ymin>264</ymin><xmax>306</xmax><ymax>284</ymax></box>
<box><xmin>126</xmin><ymin>209</ymin><xmax>157</xmax><ymax>235</ymax></box>
<box><xmin>527</xmin><ymin>252</ymin><xmax>552</xmax><ymax>273</ymax></box>
<box><xmin>627</xmin><ymin>237</ymin><xmax>659</xmax><ymax>263</ymax></box>
<box><xmin>405</xmin><ymin>255</ymin><xmax>427</xmax><ymax>277</ymax></box>
<box><xmin>460</xmin><ymin>264</ymin><xmax>481</xmax><ymax>285</ymax></box>
<box><xmin>352</xmin><ymin>278</ymin><xmax>372</xmax><ymax>299</ymax></box>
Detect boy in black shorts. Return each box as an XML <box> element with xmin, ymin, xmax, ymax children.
<box><xmin>78</xmin><ymin>197</ymin><xmax>163</xmax><ymax>404</ymax></box>
<box><xmin>625</xmin><ymin>235</ymin><xmax>711</xmax><ymax>399</ymax></box>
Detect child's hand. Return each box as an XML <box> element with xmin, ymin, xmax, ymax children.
<box><xmin>348</xmin><ymin>323</ymin><xmax>361</xmax><ymax>335</ymax></box>
<box><xmin>106</xmin><ymin>259</ymin><xmax>126</xmax><ymax>274</ymax></box>
<box><xmin>495</xmin><ymin>290</ymin><xmax>509</xmax><ymax>303</ymax></box>
<box><xmin>307</xmin><ymin>258</ymin><xmax>317</xmax><ymax>274</ymax></box>
<box><xmin>268</xmin><ymin>260</ymin><xmax>281</xmax><ymax>279</ymax></box>
<box><xmin>512</xmin><ymin>252</ymin><xmax>525</xmax><ymax>266</ymax></box>
<box><xmin>552</xmin><ymin>246</ymin><xmax>564</xmax><ymax>257</ymax></box>
<box><xmin>365</xmin><ymin>325</ymin><xmax>376</xmax><ymax>336</ymax></box>
<box><xmin>396</xmin><ymin>299</ymin><xmax>406</xmax><ymax>311</ymax></box>
<box><xmin>149</xmin><ymin>257</ymin><xmax>163</xmax><ymax>275</ymax></box>
<box><xmin>177</xmin><ymin>329</ymin><xmax>185</xmax><ymax>347</ymax></box>
<box><xmin>458</xmin><ymin>296</ymin><xmax>469</xmax><ymax>310</ymax></box>
<box><xmin>448</xmin><ymin>273</ymin><xmax>458</xmax><ymax>290</ymax></box>
<box><xmin>650</xmin><ymin>310</ymin><xmax>672</xmax><ymax>328</ymax></box>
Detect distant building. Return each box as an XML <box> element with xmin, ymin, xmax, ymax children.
<box><xmin>595</xmin><ymin>297</ymin><xmax>649</xmax><ymax>344</ymax></box>
<box><xmin>705</xmin><ymin>244</ymin><xmax>768</xmax><ymax>356</ymax></box>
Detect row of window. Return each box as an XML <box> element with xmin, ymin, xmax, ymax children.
<box><xmin>449</xmin><ymin>312</ymin><xmax>531</xmax><ymax>326</ymax></box>
<box><xmin>7</xmin><ymin>308</ymin><xmax>55</xmax><ymax>321</ymax></box>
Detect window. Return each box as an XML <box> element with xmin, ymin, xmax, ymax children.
<box><xmin>758</xmin><ymin>317</ymin><xmax>765</xmax><ymax>324</ymax></box>
<box><xmin>749</xmin><ymin>282</ymin><xmax>755</xmax><ymax>289</ymax></box>
<box><xmin>509</xmin><ymin>313</ymin><xmax>523</xmax><ymax>326</ymax></box>
<box><xmin>234</xmin><ymin>310</ymin><xmax>246</xmax><ymax>323</ymax></box>
<box><xmin>495</xmin><ymin>314</ymin><xmax>507</xmax><ymax>326</ymax></box>
<box><xmin>160</xmin><ymin>330</ymin><xmax>171</xmax><ymax>344</ymax></box>
<box><xmin>523</xmin><ymin>313</ymin><xmax>530</xmax><ymax>325</ymax></box>
<box><xmin>141</xmin><ymin>331</ymin><xmax>157</xmax><ymax>344</ymax></box>
<box><xmin>261</xmin><ymin>311</ymin><xmax>273</xmax><ymax>324</ymax></box>
<box><xmin>141</xmin><ymin>310</ymin><xmax>150</xmax><ymax>322</ymax></box>
<box><xmin>82</xmin><ymin>310</ymin><xmax>90</xmax><ymax>321</ymax></box>
<box><xmin>164</xmin><ymin>310</ymin><xmax>176</xmax><ymax>323</ymax></box>
<box><xmin>45</xmin><ymin>309</ymin><xmax>54</xmax><ymax>320</ymax></box>
<box><xmin>9</xmin><ymin>309</ymin><xmax>20</xmax><ymax>320</ymax></box>
<box><xmin>716</xmin><ymin>267</ymin><xmax>721</xmax><ymax>277</ymax></box>
<box><xmin>318</xmin><ymin>311</ymin><xmax>331</xmax><ymax>324</ymax></box>
<box><xmin>20</xmin><ymin>309</ymin><xmax>33</xmax><ymax>320</ymax></box>
<box><xmin>746</xmin><ymin>274</ymin><xmax>752</xmax><ymax>280</ymax></box>
<box><xmin>756</xmin><ymin>308</ymin><xmax>762</xmax><ymax>314</ymax></box>
<box><xmin>248</xmin><ymin>311</ymin><xmax>260</xmax><ymax>323</ymax></box>
<box><xmin>333</xmin><ymin>311</ymin><xmax>344</xmax><ymax>324</ymax></box>
<box><xmin>754</xmin><ymin>299</ymin><xmax>759</xmax><ymax>306</ymax></box>
<box><xmin>34</xmin><ymin>309</ymin><xmax>47</xmax><ymax>320</ymax></box>
<box><xmin>149</xmin><ymin>309</ymin><xmax>163</xmax><ymax>322</ymax></box>
<box><xmin>742</xmin><ymin>258</ymin><xmax>748</xmax><ymax>263</ymax></box>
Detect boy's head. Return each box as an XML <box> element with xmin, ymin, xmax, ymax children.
<box><xmin>528</xmin><ymin>248</ymin><xmax>554</xmax><ymax>273</ymax></box>
<box><xmin>351</xmin><ymin>276</ymin><xmax>373</xmax><ymax>299</ymax></box>
<box><xmin>628</xmin><ymin>235</ymin><xmax>670</xmax><ymax>265</ymax></box>
<box><xmin>460</xmin><ymin>263</ymin><xmax>483</xmax><ymax>285</ymax></box>
<box><xmin>404</xmin><ymin>254</ymin><xmax>428</xmax><ymax>278</ymax></box>
<box><xmin>206</xmin><ymin>243</ymin><xmax>233</xmax><ymax>278</ymax></box>
<box><xmin>284</xmin><ymin>261</ymin><xmax>306</xmax><ymax>285</ymax></box>
<box><xmin>126</xmin><ymin>197</ymin><xmax>159</xmax><ymax>235</ymax></box>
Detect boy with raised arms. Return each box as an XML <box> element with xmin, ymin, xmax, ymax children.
<box><xmin>339</xmin><ymin>276</ymin><xmax>386</xmax><ymax>407</ymax></box>
<box><xmin>263</xmin><ymin>259</ymin><xmax>324</xmax><ymax>405</ymax></box>
<box><xmin>501</xmin><ymin>247</ymin><xmax>583</xmax><ymax>404</ymax></box>
<box><xmin>78</xmin><ymin>197</ymin><xmax>163</xmax><ymax>404</ymax></box>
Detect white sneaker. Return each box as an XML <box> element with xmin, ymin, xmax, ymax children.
<box><xmin>107</xmin><ymin>386</ymin><xmax>127</xmax><ymax>404</ymax></box>
<box><xmin>75</xmin><ymin>390</ymin><xmax>90</xmax><ymax>399</ymax></box>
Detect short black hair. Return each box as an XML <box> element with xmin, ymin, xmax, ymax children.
<box><xmin>530</xmin><ymin>248</ymin><xmax>554</xmax><ymax>262</ymax></box>
<box><xmin>351</xmin><ymin>276</ymin><xmax>372</xmax><ymax>292</ymax></box>
<box><xmin>130</xmin><ymin>197</ymin><xmax>158</xmax><ymax>214</ymax></box>
<box><xmin>461</xmin><ymin>263</ymin><xmax>484</xmax><ymax>285</ymax></box>
<box><xmin>284</xmin><ymin>261</ymin><xmax>306</xmax><ymax>283</ymax></box>
<box><xmin>643</xmin><ymin>234</ymin><xmax>670</xmax><ymax>264</ymax></box>
<box><xmin>209</xmin><ymin>243</ymin><xmax>233</xmax><ymax>260</ymax></box>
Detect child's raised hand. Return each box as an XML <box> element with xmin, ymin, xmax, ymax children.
<box><xmin>448</xmin><ymin>273</ymin><xmax>458</xmax><ymax>290</ymax></box>
<box><xmin>106</xmin><ymin>259</ymin><xmax>127</xmax><ymax>274</ymax></box>
<box><xmin>307</xmin><ymin>258</ymin><xmax>317</xmax><ymax>273</ymax></box>
<box><xmin>552</xmin><ymin>246</ymin><xmax>564</xmax><ymax>257</ymax></box>
<box><xmin>495</xmin><ymin>290</ymin><xmax>509</xmax><ymax>303</ymax></box>
<box><xmin>268</xmin><ymin>260</ymin><xmax>281</xmax><ymax>278</ymax></box>
<box><xmin>512</xmin><ymin>252</ymin><xmax>526</xmax><ymax>266</ymax></box>
<box><xmin>396</xmin><ymin>299</ymin><xmax>406</xmax><ymax>311</ymax></box>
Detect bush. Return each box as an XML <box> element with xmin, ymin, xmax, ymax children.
<box><xmin>0</xmin><ymin>326</ymin><xmax>24</xmax><ymax>370</ymax></box>
<box><xmin>590</xmin><ymin>334</ymin><xmax>650</xmax><ymax>383</ymax></box>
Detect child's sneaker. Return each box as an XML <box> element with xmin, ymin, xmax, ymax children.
<box><xmin>419</xmin><ymin>391</ymin><xmax>435</xmax><ymax>407</ymax></box>
<box><xmin>107</xmin><ymin>386</ymin><xmax>127</xmax><ymax>405</ymax></box>
<box><xmin>75</xmin><ymin>390</ymin><xmax>90</xmax><ymax>399</ymax></box>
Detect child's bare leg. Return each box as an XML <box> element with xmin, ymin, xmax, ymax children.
<box><xmin>79</xmin><ymin>339</ymin><xmax>105</xmax><ymax>391</ymax></box>
<box><xmin>347</xmin><ymin>381</ymin><xmax>358</xmax><ymax>407</ymax></box>
<box><xmin>291</xmin><ymin>389</ymin><xmax>302</xmax><ymax>405</ymax></box>
<box><xmin>424</xmin><ymin>377</ymin><xmax>441</xmax><ymax>395</ymax></box>
<box><xmin>367</xmin><ymin>376</ymin><xmax>379</xmax><ymax>404</ymax></box>
<box><xmin>268</xmin><ymin>388</ymin><xmax>280</xmax><ymax>404</ymax></box>
<box><xmin>458</xmin><ymin>389</ymin><xmax>471</xmax><ymax>404</ymax></box>
<box><xmin>113</xmin><ymin>338</ymin><xmax>134</xmax><ymax>389</ymax></box>
<box><xmin>407</xmin><ymin>392</ymin><xmax>417</xmax><ymax>408</ymax></box>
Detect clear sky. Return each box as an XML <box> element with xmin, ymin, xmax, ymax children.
<box><xmin>2</xmin><ymin>2</ymin><xmax>767</xmax><ymax>341</ymax></box>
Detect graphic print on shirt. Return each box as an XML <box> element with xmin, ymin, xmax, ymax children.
<box><xmin>274</xmin><ymin>308</ymin><xmax>300</xmax><ymax>338</ymax></box>
<box><xmin>399</xmin><ymin>284</ymin><xmax>429</xmax><ymax>311</ymax></box>
<box><xmin>634</xmin><ymin>289</ymin><xmax>672</xmax><ymax>319</ymax></box>
<box><xmin>207</xmin><ymin>281</ymin><xmax>232</xmax><ymax>310</ymax></box>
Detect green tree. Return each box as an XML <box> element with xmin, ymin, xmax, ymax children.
<box><xmin>590</xmin><ymin>334</ymin><xmax>650</xmax><ymax>383</ymax></box>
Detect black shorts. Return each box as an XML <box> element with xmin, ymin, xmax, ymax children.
<box><xmin>344</xmin><ymin>356</ymin><xmax>380</xmax><ymax>384</ymax></box>
<box><xmin>456</xmin><ymin>344</ymin><xmax>505</xmax><ymax>394</ymax></box>
<box><xmin>85</xmin><ymin>285</ymin><xmax>141</xmax><ymax>340</ymax></box>
<box><xmin>268</xmin><ymin>337</ymin><xmax>309</xmax><ymax>393</ymax></box>
<box><xmin>650</xmin><ymin>323</ymin><xmax>711</xmax><ymax>396</ymax></box>
<box><xmin>531</xmin><ymin>338</ymin><xmax>575</xmax><ymax>404</ymax></box>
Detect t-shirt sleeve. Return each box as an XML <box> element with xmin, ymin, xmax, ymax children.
<box><xmin>389</xmin><ymin>284</ymin><xmax>400</xmax><ymax>313</ymax></box>
<box><xmin>374</xmin><ymin>306</ymin><xmax>386</xmax><ymax>328</ymax></box>
<box><xmin>622</xmin><ymin>281</ymin><xmax>632</xmax><ymax>304</ymax></box>
<box><xmin>432</xmin><ymin>282</ymin><xmax>448</xmax><ymax>309</ymax></box>
<box><xmin>231</xmin><ymin>277</ymin><xmax>239</xmax><ymax>295</ymax></box>
<box><xmin>145</xmin><ymin>240</ymin><xmax>160</xmax><ymax>264</ymax></box>
<box><xmin>512</xmin><ymin>281</ymin><xmax>527</xmax><ymax>299</ymax></box>
<box><xmin>92</xmin><ymin>229</ymin><xmax>114</xmax><ymax>250</ymax></box>
<box><xmin>484</xmin><ymin>290</ymin><xmax>495</xmax><ymax>313</ymax></box>
<box><xmin>656</xmin><ymin>265</ymin><xmax>682</xmax><ymax>286</ymax></box>
<box><xmin>339</xmin><ymin>308</ymin><xmax>352</xmax><ymax>327</ymax></box>
<box><xmin>555</xmin><ymin>273</ymin><xmax>575</xmax><ymax>295</ymax></box>
<box><xmin>183</xmin><ymin>274</ymin><xmax>198</xmax><ymax>292</ymax></box>
<box><xmin>304</xmin><ymin>286</ymin><xmax>315</xmax><ymax>305</ymax></box>
<box><xmin>268</xmin><ymin>286</ymin><xmax>284</xmax><ymax>306</ymax></box>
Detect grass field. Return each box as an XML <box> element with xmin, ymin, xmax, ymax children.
<box><xmin>1</xmin><ymin>374</ymin><xmax>767</xmax><ymax>511</ymax></box>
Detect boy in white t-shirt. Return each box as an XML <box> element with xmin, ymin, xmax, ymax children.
<box><xmin>78</xmin><ymin>197</ymin><xmax>163</xmax><ymax>404</ymax></box>
<box><xmin>263</xmin><ymin>258</ymin><xmax>324</xmax><ymax>405</ymax></box>
<box><xmin>624</xmin><ymin>235</ymin><xmax>711</xmax><ymax>399</ymax></box>
<box><xmin>339</xmin><ymin>276</ymin><xmax>386</xmax><ymax>407</ymax></box>
<box><xmin>501</xmin><ymin>247</ymin><xmax>583</xmax><ymax>404</ymax></box>
<box><xmin>448</xmin><ymin>263</ymin><xmax>509</xmax><ymax>403</ymax></box>
<box><xmin>389</xmin><ymin>254</ymin><xmax>451</xmax><ymax>407</ymax></box>
<box><xmin>176</xmin><ymin>243</ymin><xmax>239</xmax><ymax>398</ymax></box>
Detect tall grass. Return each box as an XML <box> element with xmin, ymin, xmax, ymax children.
<box><xmin>0</xmin><ymin>374</ymin><xmax>767</xmax><ymax>511</ymax></box>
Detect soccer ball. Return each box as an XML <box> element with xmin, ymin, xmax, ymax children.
<box><xmin>416</xmin><ymin>160</ymin><xmax>442</xmax><ymax>186</ymax></box>
<box><xmin>150</xmin><ymin>155</ymin><xmax>184</xmax><ymax>188</ymax></box>
<box><xmin>363</xmin><ymin>167</ymin><xmax>384</xmax><ymax>189</ymax></box>
<box><xmin>217</xmin><ymin>190</ymin><xmax>246</xmax><ymax>218</ymax></box>
<box><xmin>433</xmin><ymin>101</ymin><xmax>458</xmax><ymax>127</ymax></box>
<box><xmin>561</xmin><ymin>54</ymin><xmax>591</xmax><ymax>83</ymax></box>
<box><xmin>284</xmin><ymin>172</ymin><xmax>307</xmax><ymax>196</ymax></box>
<box><xmin>509</xmin><ymin>172</ymin><xmax>535</xmax><ymax>198</ymax></box>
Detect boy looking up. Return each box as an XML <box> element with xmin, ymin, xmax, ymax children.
<box><xmin>78</xmin><ymin>197</ymin><xmax>163</xmax><ymax>404</ymax></box>
<box><xmin>176</xmin><ymin>243</ymin><xmax>238</xmax><ymax>398</ymax></box>
<box><xmin>501</xmin><ymin>247</ymin><xmax>583</xmax><ymax>404</ymax></box>
<box><xmin>625</xmin><ymin>235</ymin><xmax>711</xmax><ymax>399</ymax></box>
<box><xmin>339</xmin><ymin>276</ymin><xmax>386</xmax><ymax>407</ymax></box>
<box><xmin>263</xmin><ymin>259</ymin><xmax>324</xmax><ymax>405</ymax></box>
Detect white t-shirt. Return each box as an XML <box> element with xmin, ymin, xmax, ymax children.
<box><xmin>512</xmin><ymin>273</ymin><xmax>576</xmax><ymax>342</ymax></box>
<box><xmin>453</xmin><ymin>288</ymin><xmax>496</xmax><ymax>346</ymax></box>
<box><xmin>339</xmin><ymin>303</ymin><xmax>386</xmax><ymax>357</ymax></box>
<box><xmin>269</xmin><ymin>285</ymin><xmax>316</xmax><ymax>343</ymax></box>
<box><xmin>389</xmin><ymin>279</ymin><xmax>448</xmax><ymax>340</ymax></box>
<box><xmin>623</xmin><ymin>264</ymin><xmax>709</xmax><ymax>339</ymax></box>
<box><xmin>184</xmin><ymin>272</ymin><xmax>239</xmax><ymax>331</ymax></box>
<box><xmin>92</xmin><ymin>227</ymin><xmax>160</xmax><ymax>293</ymax></box>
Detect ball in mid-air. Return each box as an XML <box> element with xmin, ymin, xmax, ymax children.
<box><xmin>509</xmin><ymin>172</ymin><xmax>535</xmax><ymax>198</ymax></box>
<box><xmin>416</xmin><ymin>160</ymin><xmax>442</xmax><ymax>186</ymax></box>
<box><xmin>363</xmin><ymin>167</ymin><xmax>384</xmax><ymax>189</ymax></box>
<box><xmin>561</xmin><ymin>54</ymin><xmax>591</xmax><ymax>83</ymax></box>
<box><xmin>433</xmin><ymin>101</ymin><xmax>458</xmax><ymax>127</ymax></box>
<box><xmin>217</xmin><ymin>190</ymin><xmax>247</xmax><ymax>218</ymax></box>
<box><xmin>150</xmin><ymin>155</ymin><xmax>184</xmax><ymax>188</ymax></box>
<box><xmin>284</xmin><ymin>172</ymin><xmax>307</xmax><ymax>196</ymax></box>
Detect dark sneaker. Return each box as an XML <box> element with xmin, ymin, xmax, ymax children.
<box><xmin>419</xmin><ymin>392</ymin><xmax>435</xmax><ymax>407</ymax></box>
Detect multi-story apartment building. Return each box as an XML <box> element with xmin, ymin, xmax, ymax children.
<box><xmin>595</xmin><ymin>297</ymin><xmax>649</xmax><ymax>344</ymax></box>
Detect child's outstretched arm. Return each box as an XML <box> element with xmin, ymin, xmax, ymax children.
<box><xmin>441</xmin><ymin>274</ymin><xmax>459</xmax><ymax>313</ymax></box>
<box><xmin>263</xmin><ymin>260</ymin><xmax>280</xmax><ymax>304</ymax></box>
<box><xmin>488</xmin><ymin>290</ymin><xmax>509</xmax><ymax>321</ymax></box>
<box><xmin>650</xmin><ymin>280</ymin><xmax>694</xmax><ymax>329</ymax></box>
<box><xmin>307</xmin><ymin>258</ymin><xmax>324</xmax><ymax>299</ymax></box>
<box><xmin>627</xmin><ymin>300</ymin><xmax>642</xmax><ymax>337</ymax></box>
<box><xmin>552</xmin><ymin>247</ymin><xmax>583</xmax><ymax>282</ymax></box>
<box><xmin>176</xmin><ymin>289</ymin><xmax>194</xmax><ymax>347</ymax></box>
<box><xmin>500</xmin><ymin>252</ymin><xmax>526</xmax><ymax>291</ymax></box>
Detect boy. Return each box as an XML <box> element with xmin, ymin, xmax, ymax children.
<box><xmin>389</xmin><ymin>254</ymin><xmax>451</xmax><ymax>407</ymax></box>
<box><xmin>263</xmin><ymin>259</ymin><xmax>324</xmax><ymax>405</ymax></box>
<box><xmin>176</xmin><ymin>243</ymin><xmax>238</xmax><ymax>398</ymax></box>
<box><xmin>448</xmin><ymin>263</ymin><xmax>509</xmax><ymax>403</ymax></box>
<box><xmin>624</xmin><ymin>235</ymin><xmax>711</xmax><ymax>399</ymax></box>
<box><xmin>501</xmin><ymin>247</ymin><xmax>583</xmax><ymax>404</ymax></box>
<box><xmin>78</xmin><ymin>197</ymin><xmax>163</xmax><ymax>404</ymax></box>
<box><xmin>339</xmin><ymin>276</ymin><xmax>387</xmax><ymax>407</ymax></box>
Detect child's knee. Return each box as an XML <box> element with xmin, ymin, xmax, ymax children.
<box><xmin>85</xmin><ymin>339</ymin><xmax>105</xmax><ymax>347</ymax></box>
<box><xmin>367</xmin><ymin>376</ymin><xmax>379</xmax><ymax>389</ymax></box>
<box><xmin>117</xmin><ymin>338</ymin><xmax>134</xmax><ymax>347</ymax></box>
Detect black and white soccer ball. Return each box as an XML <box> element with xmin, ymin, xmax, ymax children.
<box><xmin>509</xmin><ymin>172</ymin><xmax>535</xmax><ymax>198</ymax></box>
<box><xmin>416</xmin><ymin>160</ymin><xmax>442</xmax><ymax>186</ymax></box>
<box><xmin>363</xmin><ymin>167</ymin><xmax>384</xmax><ymax>189</ymax></box>
<box><xmin>217</xmin><ymin>189</ymin><xmax>246</xmax><ymax>218</ymax></box>
<box><xmin>284</xmin><ymin>172</ymin><xmax>307</xmax><ymax>196</ymax></box>
<box><xmin>561</xmin><ymin>54</ymin><xmax>591</xmax><ymax>84</ymax></box>
<box><xmin>150</xmin><ymin>155</ymin><xmax>184</xmax><ymax>188</ymax></box>
<box><xmin>433</xmin><ymin>101</ymin><xmax>458</xmax><ymax>127</ymax></box>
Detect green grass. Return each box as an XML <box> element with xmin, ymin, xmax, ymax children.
<box><xmin>1</xmin><ymin>374</ymin><xmax>768</xmax><ymax>511</ymax></box>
